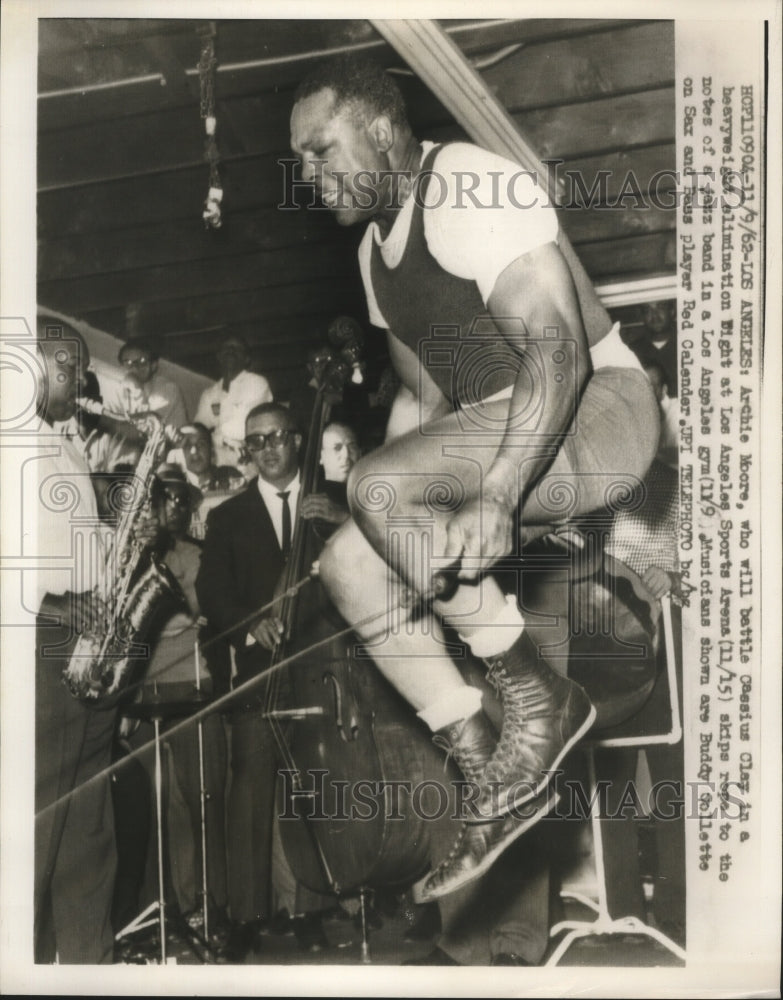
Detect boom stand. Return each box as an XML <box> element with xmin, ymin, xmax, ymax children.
<box><xmin>115</xmin><ymin>711</ymin><xmax>168</xmax><ymax>963</ymax></box>
<box><xmin>193</xmin><ymin>643</ymin><xmax>211</xmax><ymax>944</ymax></box>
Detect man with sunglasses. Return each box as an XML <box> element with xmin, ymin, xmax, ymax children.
<box><xmin>196</xmin><ymin>403</ymin><xmax>329</xmax><ymax>957</ymax></box>
<box><xmin>109</xmin><ymin>336</ymin><xmax>188</xmax><ymax>433</ymax></box>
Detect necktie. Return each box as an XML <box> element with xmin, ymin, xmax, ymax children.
<box><xmin>277</xmin><ymin>491</ymin><xmax>291</xmax><ymax>556</ymax></box>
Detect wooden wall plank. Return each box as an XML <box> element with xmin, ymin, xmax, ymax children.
<box><xmin>556</xmin><ymin>143</ymin><xmax>676</xmax><ymax>203</ymax></box>
<box><xmin>39</xmin><ymin>79</ymin><xmax>673</xmax><ymax>191</ymax></box>
<box><xmin>75</xmin><ymin>274</ymin><xmax>369</xmax><ymax>339</ymax></box>
<box><xmin>565</xmin><ymin>203</ymin><xmax>675</xmax><ymax>246</ymax></box>
<box><xmin>38</xmin><ymin>241</ymin><xmax>359</xmax><ymax>313</ymax></box>
<box><xmin>38</xmin><ymin>207</ymin><xmax>346</xmax><ymax>281</ymax></box>
<box><xmin>38</xmin><ymin>20</ymin><xmax>654</xmax><ymax>131</ymax></box>
<box><xmin>429</xmin><ymin>89</ymin><xmax>674</xmax><ymax>161</ymax></box>
<box><xmin>484</xmin><ymin>21</ymin><xmax>673</xmax><ymax>112</ymax></box>
<box><xmin>39</xmin><ymin>191</ymin><xmax>675</xmax><ymax>288</ymax></box>
<box><xmin>577</xmin><ymin>231</ymin><xmax>676</xmax><ymax>278</ymax></box>
<box><xmin>38</xmin><ymin>155</ymin><xmax>287</xmax><ymax>232</ymax></box>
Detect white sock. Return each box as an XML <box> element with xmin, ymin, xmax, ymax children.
<box><xmin>417</xmin><ymin>684</ymin><xmax>483</xmax><ymax>732</ymax></box>
<box><xmin>459</xmin><ymin>594</ymin><xmax>525</xmax><ymax>659</ymax></box>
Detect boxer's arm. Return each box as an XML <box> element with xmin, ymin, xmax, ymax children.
<box><xmin>445</xmin><ymin>242</ymin><xmax>591</xmax><ymax>579</ymax></box>
<box><xmin>483</xmin><ymin>241</ymin><xmax>590</xmax><ymax>504</ymax></box>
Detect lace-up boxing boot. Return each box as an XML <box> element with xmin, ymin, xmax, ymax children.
<box><xmin>471</xmin><ymin>629</ymin><xmax>595</xmax><ymax>820</ymax></box>
<box><xmin>431</xmin><ymin>709</ymin><xmax>497</xmax><ymax>791</ymax></box>
<box><xmin>415</xmin><ymin>705</ymin><xmax>557</xmax><ymax>903</ymax></box>
<box><xmin>413</xmin><ymin>788</ymin><xmax>558</xmax><ymax>903</ymax></box>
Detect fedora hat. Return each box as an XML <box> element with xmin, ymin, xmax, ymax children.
<box><xmin>154</xmin><ymin>463</ymin><xmax>203</xmax><ymax>507</ymax></box>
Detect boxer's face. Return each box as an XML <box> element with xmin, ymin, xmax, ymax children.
<box><xmin>290</xmin><ymin>88</ymin><xmax>389</xmax><ymax>227</ymax></box>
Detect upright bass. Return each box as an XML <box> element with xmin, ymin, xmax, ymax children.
<box><xmin>262</xmin><ymin>346</ymin><xmax>442</xmax><ymax>903</ymax></box>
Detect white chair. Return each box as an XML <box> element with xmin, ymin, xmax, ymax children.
<box><xmin>547</xmin><ymin>592</ymin><xmax>685</xmax><ymax>965</ymax></box>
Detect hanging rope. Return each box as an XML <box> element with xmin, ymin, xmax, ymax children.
<box><xmin>198</xmin><ymin>22</ymin><xmax>223</xmax><ymax>228</ymax></box>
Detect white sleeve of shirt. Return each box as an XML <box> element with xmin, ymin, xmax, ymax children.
<box><xmin>422</xmin><ymin>142</ymin><xmax>559</xmax><ymax>304</ymax></box>
<box><xmin>219</xmin><ymin>373</ymin><xmax>274</xmax><ymax>447</ymax></box>
<box><xmin>244</xmin><ymin>373</ymin><xmax>273</xmax><ymax>406</ymax></box>
<box><xmin>358</xmin><ymin>225</ymin><xmax>389</xmax><ymax>329</ymax></box>
<box><xmin>194</xmin><ymin>383</ymin><xmax>218</xmax><ymax>429</ymax></box>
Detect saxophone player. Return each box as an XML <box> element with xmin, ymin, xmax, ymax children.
<box><xmin>33</xmin><ymin>317</ymin><xmax>158</xmax><ymax>964</ymax></box>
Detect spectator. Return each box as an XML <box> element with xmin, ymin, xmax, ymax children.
<box><xmin>194</xmin><ymin>333</ymin><xmax>273</xmax><ymax>472</ymax></box>
<box><xmin>300</xmin><ymin>420</ymin><xmax>361</xmax><ymax>529</ymax></box>
<box><xmin>623</xmin><ymin>298</ymin><xmax>677</xmax><ymax>397</ymax></box>
<box><xmin>168</xmin><ymin>423</ymin><xmax>246</xmax><ymax>541</ymax></box>
<box><xmin>109</xmin><ymin>336</ymin><xmax>188</xmax><ymax>431</ymax></box>
<box><xmin>177</xmin><ymin>423</ymin><xmax>245</xmax><ymax>493</ymax></box>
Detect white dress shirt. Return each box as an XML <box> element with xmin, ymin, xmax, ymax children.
<box><xmin>256</xmin><ymin>471</ymin><xmax>301</xmax><ymax>551</ymax></box>
<box><xmin>194</xmin><ymin>369</ymin><xmax>273</xmax><ymax>467</ymax></box>
<box><xmin>28</xmin><ymin>422</ymin><xmax>106</xmax><ymax>611</ymax></box>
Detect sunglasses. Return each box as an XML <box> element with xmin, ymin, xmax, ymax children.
<box><xmin>162</xmin><ymin>488</ymin><xmax>190</xmax><ymax>507</ymax></box>
<box><xmin>244</xmin><ymin>429</ymin><xmax>291</xmax><ymax>451</ymax></box>
<box><xmin>121</xmin><ymin>356</ymin><xmax>151</xmax><ymax>368</ymax></box>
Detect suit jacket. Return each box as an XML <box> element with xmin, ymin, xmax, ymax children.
<box><xmin>195</xmin><ymin>478</ymin><xmax>286</xmax><ymax>684</ymax></box>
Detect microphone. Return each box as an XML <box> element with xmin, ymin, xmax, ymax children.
<box><xmin>430</xmin><ymin>563</ymin><xmax>461</xmax><ymax>602</ymax></box>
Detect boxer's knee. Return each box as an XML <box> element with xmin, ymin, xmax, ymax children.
<box><xmin>347</xmin><ymin>452</ymin><xmax>397</xmax><ymax>543</ymax></box>
<box><xmin>626</xmin><ymin>373</ymin><xmax>662</xmax><ymax>479</ymax></box>
<box><xmin>317</xmin><ymin>523</ymin><xmax>354</xmax><ymax>601</ymax></box>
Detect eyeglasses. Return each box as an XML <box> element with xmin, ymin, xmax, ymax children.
<box><xmin>244</xmin><ymin>429</ymin><xmax>290</xmax><ymax>451</ymax></box>
<box><xmin>121</xmin><ymin>356</ymin><xmax>151</xmax><ymax>368</ymax></box>
<box><xmin>162</xmin><ymin>488</ymin><xmax>190</xmax><ymax>507</ymax></box>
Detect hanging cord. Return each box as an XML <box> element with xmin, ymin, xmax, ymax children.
<box><xmin>198</xmin><ymin>22</ymin><xmax>223</xmax><ymax>228</ymax></box>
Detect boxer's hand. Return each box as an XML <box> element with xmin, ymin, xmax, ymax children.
<box><xmin>641</xmin><ymin>565</ymin><xmax>674</xmax><ymax>599</ymax></box>
<box><xmin>443</xmin><ymin>495</ymin><xmax>515</xmax><ymax>580</ymax></box>
<box><xmin>301</xmin><ymin>493</ymin><xmax>349</xmax><ymax>525</ymax></box>
<box><xmin>251</xmin><ymin>616</ymin><xmax>284</xmax><ymax>651</ymax></box>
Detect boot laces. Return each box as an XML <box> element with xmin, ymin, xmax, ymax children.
<box><xmin>486</xmin><ymin>662</ymin><xmax>528</xmax><ymax>721</ymax></box>
<box><xmin>431</xmin><ymin>719</ymin><xmax>492</xmax><ymax>781</ymax></box>
<box><xmin>431</xmin><ymin>733</ymin><xmax>457</xmax><ymax>774</ymax></box>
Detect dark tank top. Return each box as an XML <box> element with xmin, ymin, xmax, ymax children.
<box><xmin>369</xmin><ymin>144</ymin><xmax>524</xmax><ymax>410</ymax></box>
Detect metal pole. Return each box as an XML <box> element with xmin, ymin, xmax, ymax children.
<box><xmin>153</xmin><ymin>716</ymin><xmax>167</xmax><ymax>963</ymax></box>
<box><xmin>197</xmin><ymin>715</ymin><xmax>210</xmax><ymax>942</ymax></box>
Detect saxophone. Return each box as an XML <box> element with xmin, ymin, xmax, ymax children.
<box><xmin>62</xmin><ymin>405</ymin><xmax>186</xmax><ymax>702</ymax></box>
